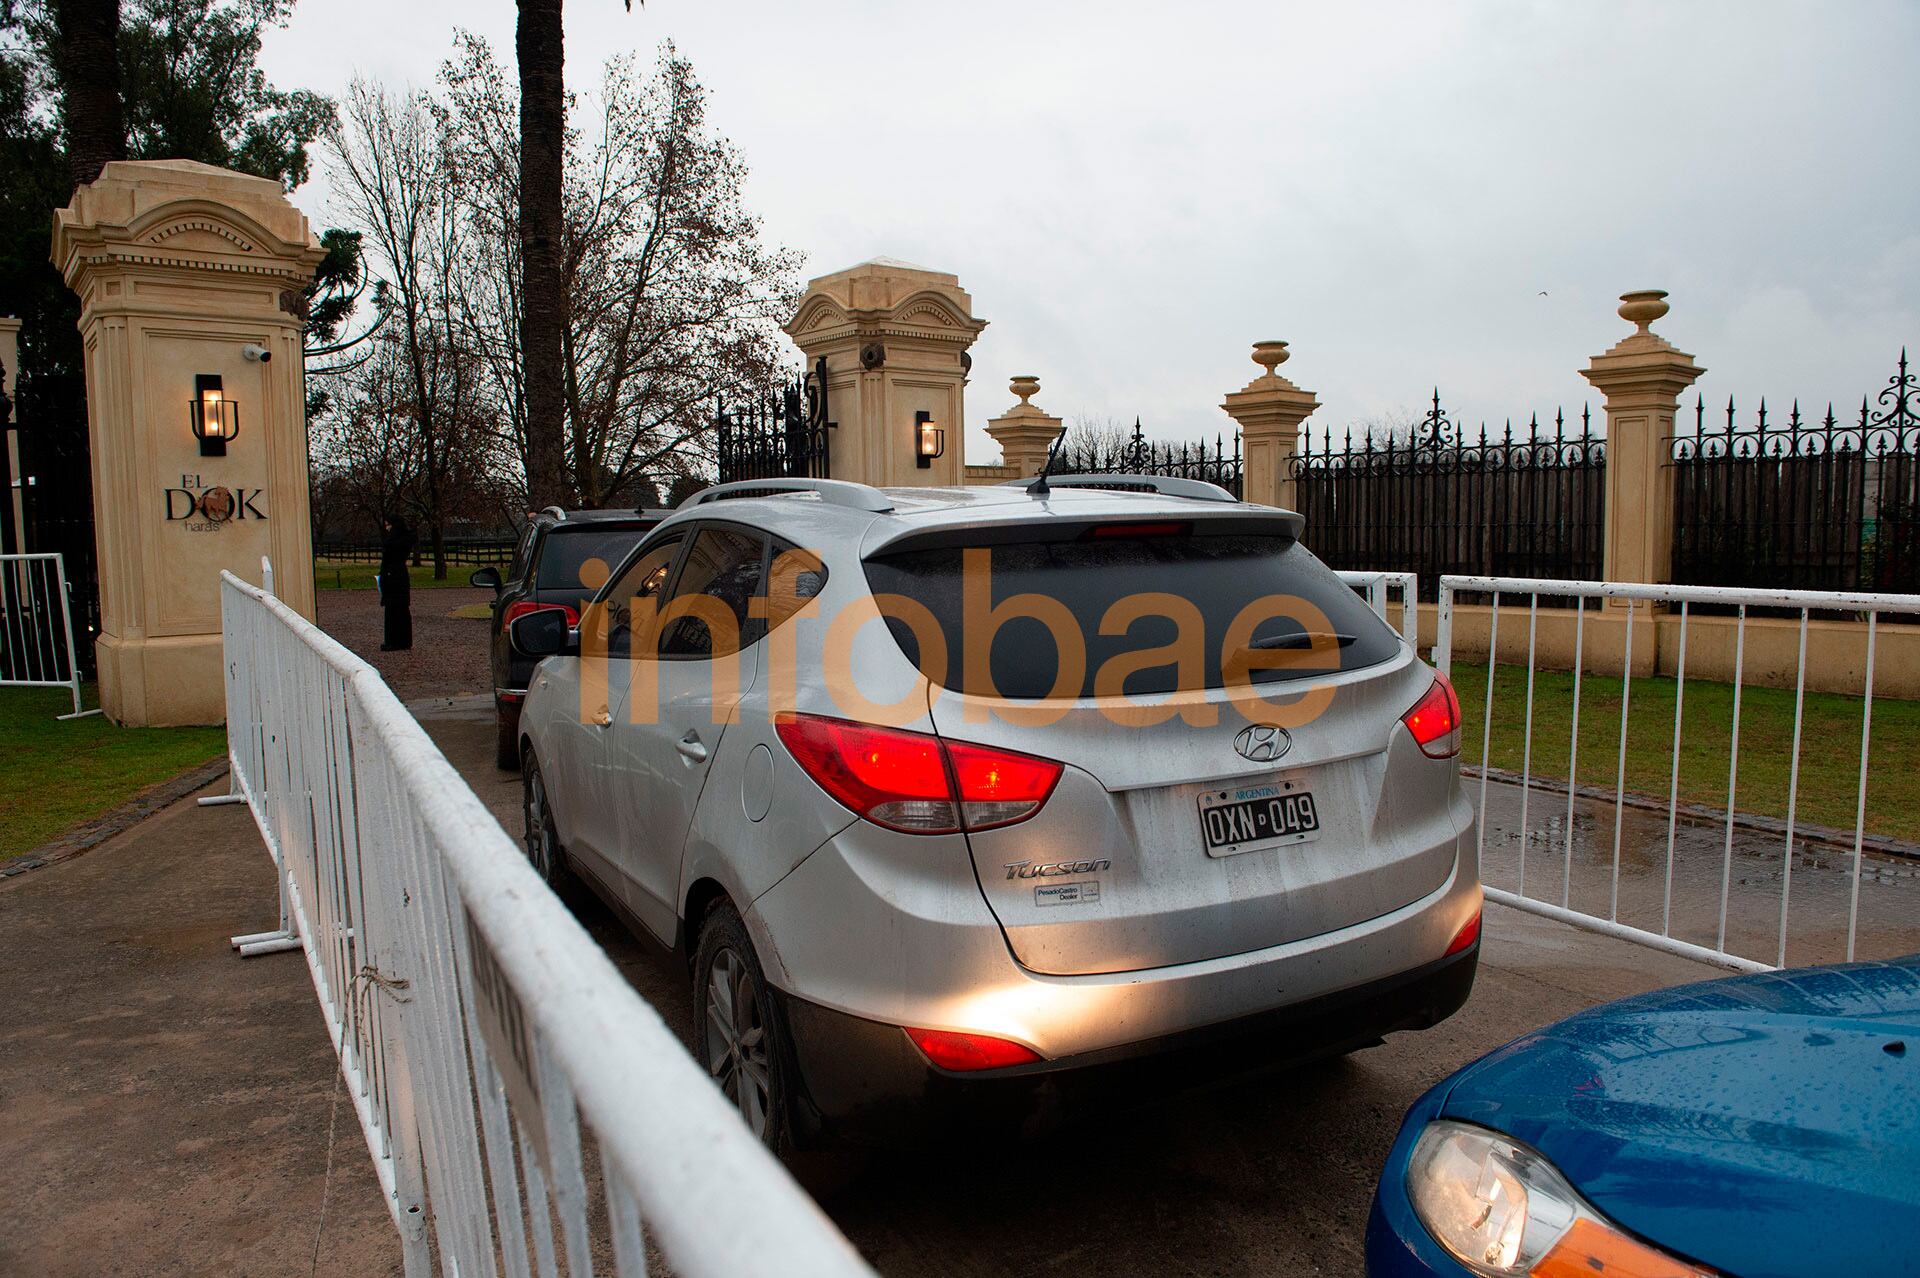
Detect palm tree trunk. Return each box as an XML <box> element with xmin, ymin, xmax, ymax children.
<box><xmin>516</xmin><ymin>0</ymin><xmax>568</xmax><ymax>509</ymax></box>
<box><xmin>53</xmin><ymin>0</ymin><xmax>127</xmax><ymax>192</ymax></box>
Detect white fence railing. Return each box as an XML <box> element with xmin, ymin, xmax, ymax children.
<box><xmin>1</xmin><ymin>551</ymin><xmax>95</xmax><ymax>718</ymax></box>
<box><xmin>1335</xmin><ymin>570</ymin><xmax>1419</xmax><ymax>648</ymax></box>
<box><xmin>1437</xmin><ymin>574</ymin><xmax>1920</xmax><ymax>973</ymax></box>
<box><xmin>216</xmin><ymin>570</ymin><xmax>870</xmax><ymax>1277</ymax></box>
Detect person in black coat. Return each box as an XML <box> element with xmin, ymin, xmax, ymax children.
<box><xmin>379</xmin><ymin>515</ymin><xmax>415</xmax><ymax>651</ymax></box>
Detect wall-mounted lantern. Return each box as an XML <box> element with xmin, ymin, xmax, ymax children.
<box><xmin>189</xmin><ymin>374</ymin><xmax>239</xmax><ymax>457</ymax></box>
<box><xmin>915</xmin><ymin>410</ymin><xmax>945</xmax><ymax>469</ymax></box>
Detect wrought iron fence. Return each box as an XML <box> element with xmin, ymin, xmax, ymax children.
<box><xmin>1290</xmin><ymin>394</ymin><xmax>1606</xmax><ymax>600</ymax></box>
<box><xmin>1671</xmin><ymin>350</ymin><xmax>1920</xmax><ymax>595</ymax></box>
<box><xmin>716</xmin><ymin>358</ymin><xmax>833</xmax><ymax>485</ymax></box>
<box><xmin>1056</xmin><ymin>418</ymin><xmax>1243</xmax><ymax>497</ymax></box>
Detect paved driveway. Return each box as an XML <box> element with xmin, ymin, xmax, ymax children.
<box><xmin>7</xmin><ymin>675</ymin><xmax>1902</xmax><ymax>1274</ymax></box>
<box><xmin>419</xmin><ymin>697</ymin><xmax>1731</xmax><ymax>1276</ymax></box>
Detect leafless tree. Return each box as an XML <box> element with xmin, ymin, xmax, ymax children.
<box><xmin>325</xmin><ymin>80</ymin><xmax>486</xmax><ymax>577</ymax></box>
<box><xmin>1056</xmin><ymin>414</ymin><xmax>1139</xmax><ymax>469</ymax></box>
<box><xmin>439</xmin><ymin>36</ymin><xmax>799</xmax><ymax>508</ymax></box>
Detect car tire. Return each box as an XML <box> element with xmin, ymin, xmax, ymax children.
<box><xmin>520</xmin><ymin>751</ymin><xmax>572</xmax><ymax>891</ymax></box>
<box><xmin>693</xmin><ymin>901</ymin><xmax>797</xmax><ymax>1158</ymax></box>
<box><xmin>495</xmin><ymin>699</ymin><xmax>520</xmax><ymax>771</ymax></box>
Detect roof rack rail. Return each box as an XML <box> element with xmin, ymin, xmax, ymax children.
<box><xmin>1002</xmin><ymin>473</ymin><xmax>1240</xmax><ymax>503</ymax></box>
<box><xmin>539</xmin><ymin>504</ymin><xmax>567</xmax><ymax>521</ymax></box>
<box><xmin>679</xmin><ymin>478</ymin><xmax>895</xmax><ymax>514</ymax></box>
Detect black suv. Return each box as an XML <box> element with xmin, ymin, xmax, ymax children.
<box><xmin>472</xmin><ymin>506</ymin><xmax>670</xmax><ymax>768</ymax></box>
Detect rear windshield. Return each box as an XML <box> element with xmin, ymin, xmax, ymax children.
<box><xmin>538</xmin><ymin>526</ymin><xmax>652</xmax><ymax>591</ymax></box>
<box><xmin>861</xmin><ymin>533</ymin><xmax>1400</xmax><ymax>699</ymax></box>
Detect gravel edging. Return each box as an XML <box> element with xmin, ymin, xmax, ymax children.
<box><xmin>1464</xmin><ymin>763</ymin><xmax>1920</xmax><ymax>862</ymax></box>
<box><xmin>0</xmin><ymin>756</ymin><xmax>233</xmax><ymax>882</ymax></box>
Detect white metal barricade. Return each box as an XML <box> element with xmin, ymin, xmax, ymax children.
<box><xmin>0</xmin><ymin>551</ymin><xmax>97</xmax><ymax>718</ymax></box>
<box><xmin>1335</xmin><ymin>570</ymin><xmax>1420</xmax><ymax>648</ymax></box>
<box><xmin>1437</xmin><ymin>574</ymin><xmax>1920</xmax><ymax>973</ymax></box>
<box><xmin>214</xmin><ymin>570</ymin><xmax>870</xmax><ymax>1277</ymax></box>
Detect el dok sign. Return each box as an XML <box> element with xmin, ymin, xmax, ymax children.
<box><xmin>166</xmin><ymin>472</ymin><xmax>266</xmax><ymax>532</ymax></box>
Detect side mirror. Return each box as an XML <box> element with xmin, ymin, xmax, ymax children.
<box><xmin>470</xmin><ymin>566</ymin><xmax>503</xmax><ymax>591</ymax></box>
<box><xmin>509</xmin><ymin>609</ymin><xmax>577</xmax><ymax>658</ymax></box>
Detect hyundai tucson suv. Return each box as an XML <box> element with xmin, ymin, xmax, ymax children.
<box><xmin>510</xmin><ymin>475</ymin><xmax>1481</xmax><ymax>1151</ymax></box>
<box><xmin>472</xmin><ymin>505</ymin><xmax>670</xmax><ymax>768</ymax></box>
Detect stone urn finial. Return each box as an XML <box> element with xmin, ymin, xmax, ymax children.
<box><xmin>1010</xmin><ymin>374</ymin><xmax>1040</xmax><ymax>407</ymax></box>
<box><xmin>1251</xmin><ymin>340</ymin><xmax>1290</xmax><ymax>378</ymax></box>
<box><xmin>1618</xmin><ymin>290</ymin><xmax>1670</xmax><ymax>335</ymax></box>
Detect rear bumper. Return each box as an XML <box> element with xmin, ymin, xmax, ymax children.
<box><xmin>778</xmin><ymin>943</ymin><xmax>1477</xmax><ymax>1147</ymax></box>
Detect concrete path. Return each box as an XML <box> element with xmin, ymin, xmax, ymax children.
<box><xmin>5</xmin><ymin>687</ymin><xmax>1900</xmax><ymax>1275</ymax></box>
<box><xmin>0</xmin><ymin>773</ymin><xmax>400</xmax><ymax>1278</ymax></box>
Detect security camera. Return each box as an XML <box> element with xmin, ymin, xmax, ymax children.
<box><xmin>242</xmin><ymin>344</ymin><xmax>272</xmax><ymax>364</ymax></box>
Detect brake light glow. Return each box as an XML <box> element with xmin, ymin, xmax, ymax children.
<box><xmin>774</xmin><ymin>714</ymin><xmax>1063</xmax><ymax>834</ymax></box>
<box><xmin>1403</xmin><ymin>673</ymin><xmax>1463</xmax><ymax>759</ymax></box>
<box><xmin>904</xmin><ymin>1026</ymin><xmax>1043</xmax><ymax>1071</ymax></box>
<box><xmin>503</xmin><ymin>600</ymin><xmax>580</xmax><ymax>627</ymax></box>
<box><xmin>1445</xmin><ymin>907</ymin><xmax>1481</xmax><ymax>956</ymax></box>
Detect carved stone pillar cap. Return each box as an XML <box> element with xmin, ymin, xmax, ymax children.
<box><xmin>1618</xmin><ymin>290</ymin><xmax>1670</xmax><ymax>334</ymax></box>
<box><xmin>1252</xmin><ymin>341</ymin><xmax>1290</xmax><ymax>375</ymax></box>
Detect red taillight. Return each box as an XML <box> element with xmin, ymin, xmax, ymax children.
<box><xmin>904</xmin><ymin>1026</ymin><xmax>1043</xmax><ymax>1071</ymax></box>
<box><xmin>503</xmin><ymin>600</ymin><xmax>580</xmax><ymax>627</ymax></box>
<box><xmin>1087</xmin><ymin>521</ymin><xmax>1190</xmax><ymax>539</ymax></box>
<box><xmin>773</xmin><ymin>714</ymin><xmax>1063</xmax><ymax>835</ymax></box>
<box><xmin>1445</xmin><ymin>907</ymin><xmax>1482</xmax><ymax>956</ymax></box>
<box><xmin>1402</xmin><ymin>673</ymin><xmax>1462</xmax><ymax>759</ymax></box>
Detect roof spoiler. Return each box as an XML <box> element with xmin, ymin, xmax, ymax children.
<box><xmin>1001</xmin><ymin>473</ymin><xmax>1240</xmax><ymax>503</ymax></box>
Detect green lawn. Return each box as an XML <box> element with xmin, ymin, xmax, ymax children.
<box><xmin>1449</xmin><ymin>662</ymin><xmax>1920</xmax><ymax>844</ymax></box>
<box><xmin>0</xmin><ymin>685</ymin><xmax>228</xmax><ymax>859</ymax></box>
<box><xmin>313</xmin><ymin>556</ymin><xmax>508</xmax><ymax>592</ymax></box>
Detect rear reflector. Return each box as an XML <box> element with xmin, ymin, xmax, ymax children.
<box><xmin>774</xmin><ymin>714</ymin><xmax>1063</xmax><ymax>835</ymax></box>
<box><xmin>904</xmin><ymin>1026</ymin><xmax>1043</xmax><ymax>1071</ymax></box>
<box><xmin>1445</xmin><ymin>908</ymin><xmax>1481</xmax><ymax>956</ymax></box>
<box><xmin>1402</xmin><ymin>673</ymin><xmax>1463</xmax><ymax>759</ymax></box>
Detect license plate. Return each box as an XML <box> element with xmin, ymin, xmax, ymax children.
<box><xmin>1198</xmin><ymin>780</ymin><xmax>1320</xmax><ymax>857</ymax></box>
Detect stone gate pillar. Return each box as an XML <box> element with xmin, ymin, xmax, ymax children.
<box><xmin>1221</xmin><ymin>341</ymin><xmax>1319</xmax><ymax>510</ymax></box>
<box><xmin>52</xmin><ymin>160</ymin><xmax>324</xmax><ymax>726</ymax></box>
<box><xmin>1581</xmin><ymin>290</ymin><xmax>1704</xmax><ymax>589</ymax></box>
<box><xmin>984</xmin><ymin>375</ymin><xmax>1063</xmax><ymax>477</ymax></box>
<box><xmin>783</xmin><ymin>259</ymin><xmax>987</xmax><ymax>488</ymax></box>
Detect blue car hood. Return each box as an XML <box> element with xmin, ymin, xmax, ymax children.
<box><xmin>1440</xmin><ymin>959</ymin><xmax>1920</xmax><ymax>1278</ymax></box>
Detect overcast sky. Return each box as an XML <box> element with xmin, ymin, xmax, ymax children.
<box><xmin>262</xmin><ymin>0</ymin><xmax>1920</xmax><ymax>463</ymax></box>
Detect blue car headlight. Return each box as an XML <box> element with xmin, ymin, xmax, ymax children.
<box><xmin>1405</xmin><ymin>1121</ymin><xmax>1715</xmax><ymax>1277</ymax></box>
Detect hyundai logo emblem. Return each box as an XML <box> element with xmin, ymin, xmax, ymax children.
<box><xmin>1233</xmin><ymin>724</ymin><xmax>1292</xmax><ymax>763</ymax></box>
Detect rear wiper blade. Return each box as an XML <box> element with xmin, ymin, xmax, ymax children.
<box><xmin>1246</xmin><ymin>632</ymin><xmax>1358</xmax><ymax>650</ymax></box>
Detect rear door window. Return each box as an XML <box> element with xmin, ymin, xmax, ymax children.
<box><xmin>660</xmin><ymin>526</ymin><xmax>769</xmax><ymax>659</ymax></box>
<box><xmin>862</xmin><ymin>532</ymin><xmax>1399</xmax><ymax>699</ymax></box>
<box><xmin>601</xmin><ymin>532</ymin><xmax>687</xmax><ymax>659</ymax></box>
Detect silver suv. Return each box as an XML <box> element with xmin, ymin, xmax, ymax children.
<box><xmin>511</xmin><ymin>475</ymin><xmax>1482</xmax><ymax>1151</ymax></box>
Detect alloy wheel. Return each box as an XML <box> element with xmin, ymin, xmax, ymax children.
<box><xmin>524</xmin><ymin>766</ymin><xmax>555</xmax><ymax>881</ymax></box>
<box><xmin>704</xmin><ymin>946</ymin><xmax>772</xmax><ymax>1137</ymax></box>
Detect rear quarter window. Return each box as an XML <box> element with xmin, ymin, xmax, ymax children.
<box><xmin>861</xmin><ymin>533</ymin><xmax>1400</xmax><ymax>699</ymax></box>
